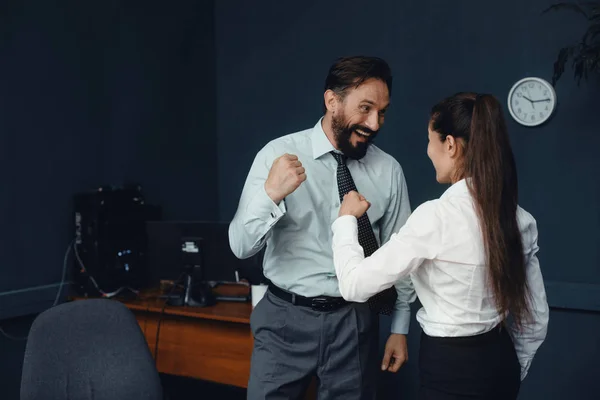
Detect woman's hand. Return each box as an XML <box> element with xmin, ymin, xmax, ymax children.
<box><xmin>338</xmin><ymin>190</ymin><xmax>370</xmax><ymax>218</ymax></box>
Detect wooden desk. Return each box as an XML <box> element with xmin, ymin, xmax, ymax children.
<box><xmin>72</xmin><ymin>289</ymin><xmax>316</xmax><ymax>398</ymax></box>
<box><xmin>134</xmin><ymin>298</ymin><xmax>254</xmax><ymax>388</ymax></box>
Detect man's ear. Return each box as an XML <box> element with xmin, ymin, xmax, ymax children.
<box><xmin>324</xmin><ymin>90</ymin><xmax>339</xmax><ymax>113</ymax></box>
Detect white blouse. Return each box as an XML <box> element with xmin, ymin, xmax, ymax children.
<box><xmin>331</xmin><ymin>179</ymin><xmax>549</xmax><ymax>380</ymax></box>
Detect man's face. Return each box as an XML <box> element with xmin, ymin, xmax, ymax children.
<box><xmin>331</xmin><ymin>78</ymin><xmax>389</xmax><ymax>159</ymax></box>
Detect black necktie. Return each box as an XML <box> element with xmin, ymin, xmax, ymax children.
<box><xmin>330</xmin><ymin>151</ymin><xmax>397</xmax><ymax>315</ymax></box>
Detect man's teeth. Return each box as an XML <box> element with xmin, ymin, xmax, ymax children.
<box><xmin>356</xmin><ymin>130</ymin><xmax>370</xmax><ymax>137</ymax></box>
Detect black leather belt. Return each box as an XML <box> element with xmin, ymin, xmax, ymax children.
<box><xmin>268</xmin><ymin>283</ymin><xmax>349</xmax><ymax>312</ymax></box>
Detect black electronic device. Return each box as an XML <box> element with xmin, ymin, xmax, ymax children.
<box><xmin>166</xmin><ymin>237</ymin><xmax>216</xmax><ymax>307</ymax></box>
<box><xmin>145</xmin><ymin>221</ymin><xmax>265</xmax><ymax>288</ymax></box>
<box><xmin>72</xmin><ymin>184</ymin><xmax>162</xmax><ymax>297</ymax></box>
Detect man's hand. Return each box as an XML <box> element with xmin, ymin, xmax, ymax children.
<box><xmin>339</xmin><ymin>190</ymin><xmax>370</xmax><ymax>218</ymax></box>
<box><xmin>381</xmin><ymin>333</ymin><xmax>408</xmax><ymax>373</ymax></box>
<box><xmin>264</xmin><ymin>153</ymin><xmax>306</xmax><ymax>204</ymax></box>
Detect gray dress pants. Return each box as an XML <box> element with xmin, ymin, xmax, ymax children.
<box><xmin>247</xmin><ymin>289</ymin><xmax>379</xmax><ymax>400</ymax></box>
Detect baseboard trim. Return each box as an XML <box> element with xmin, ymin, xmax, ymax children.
<box><xmin>545</xmin><ymin>281</ymin><xmax>600</xmax><ymax>312</ymax></box>
<box><xmin>0</xmin><ymin>282</ymin><xmax>72</xmax><ymax>320</ymax></box>
<box><xmin>0</xmin><ymin>280</ymin><xmax>598</xmax><ymax>320</ymax></box>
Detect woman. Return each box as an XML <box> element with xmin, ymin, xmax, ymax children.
<box><xmin>331</xmin><ymin>92</ymin><xmax>549</xmax><ymax>399</ymax></box>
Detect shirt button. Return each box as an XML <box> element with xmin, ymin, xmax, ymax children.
<box><xmin>270</xmin><ymin>212</ymin><xmax>275</xmax><ymax>218</ymax></box>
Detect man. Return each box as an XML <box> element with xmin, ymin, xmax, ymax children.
<box><xmin>229</xmin><ymin>56</ymin><xmax>414</xmax><ymax>400</ymax></box>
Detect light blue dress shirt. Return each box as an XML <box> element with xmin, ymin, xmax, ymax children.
<box><xmin>229</xmin><ymin>118</ymin><xmax>415</xmax><ymax>333</ymax></box>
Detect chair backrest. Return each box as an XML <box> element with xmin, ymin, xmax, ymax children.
<box><xmin>21</xmin><ymin>299</ymin><xmax>163</xmax><ymax>400</ymax></box>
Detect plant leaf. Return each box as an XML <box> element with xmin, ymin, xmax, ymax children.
<box><xmin>545</xmin><ymin>2</ymin><xmax>600</xmax><ymax>85</ymax></box>
<box><xmin>582</xmin><ymin>22</ymin><xmax>600</xmax><ymax>43</ymax></box>
<box><xmin>570</xmin><ymin>42</ymin><xmax>600</xmax><ymax>84</ymax></box>
<box><xmin>552</xmin><ymin>46</ymin><xmax>576</xmax><ymax>85</ymax></box>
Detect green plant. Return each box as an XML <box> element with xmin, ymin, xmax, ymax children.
<box><xmin>543</xmin><ymin>2</ymin><xmax>600</xmax><ymax>85</ymax></box>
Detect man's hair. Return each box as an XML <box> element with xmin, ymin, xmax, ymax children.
<box><xmin>323</xmin><ymin>56</ymin><xmax>393</xmax><ymax>113</ymax></box>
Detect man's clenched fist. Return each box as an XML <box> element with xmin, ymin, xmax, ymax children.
<box><xmin>264</xmin><ymin>153</ymin><xmax>306</xmax><ymax>204</ymax></box>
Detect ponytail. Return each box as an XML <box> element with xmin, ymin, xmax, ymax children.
<box><xmin>430</xmin><ymin>92</ymin><xmax>532</xmax><ymax>330</ymax></box>
<box><xmin>467</xmin><ymin>94</ymin><xmax>532</xmax><ymax>330</ymax></box>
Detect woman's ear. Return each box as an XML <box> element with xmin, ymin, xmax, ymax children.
<box><xmin>445</xmin><ymin>135</ymin><xmax>458</xmax><ymax>157</ymax></box>
<box><xmin>446</xmin><ymin>135</ymin><xmax>466</xmax><ymax>159</ymax></box>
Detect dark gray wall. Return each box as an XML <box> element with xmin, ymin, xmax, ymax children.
<box><xmin>1</xmin><ymin>0</ymin><xmax>598</xmax><ymax>398</ymax></box>
<box><xmin>0</xmin><ymin>1</ymin><xmax>216</xmax><ymax>397</ymax></box>
<box><xmin>0</xmin><ymin>0</ymin><xmax>216</xmax><ymax>315</ymax></box>
<box><xmin>215</xmin><ymin>0</ymin><xmax>600</xmax><ymax>398</ymax></box>
<box><xmin>0</xmin><ymin>316</ymin><xmax>31</xmax><ymax>399</ymax></box>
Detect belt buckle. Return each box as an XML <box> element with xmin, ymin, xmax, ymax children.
<box><xmin>311</xmin><ymin>297</ymin><xmax>335</xmax><ymax>311</ymax></box>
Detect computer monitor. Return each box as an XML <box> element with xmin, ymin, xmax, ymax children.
<box><xmin>145</xmin><ymin>220</ymin><xmax>264</xmax><ymax>286</ymax></box>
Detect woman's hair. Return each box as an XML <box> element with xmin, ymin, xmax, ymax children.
<box><xmin>430</xmin><ymin>92</ymin><xmax>532</xmax><ymax>330</ymax></box>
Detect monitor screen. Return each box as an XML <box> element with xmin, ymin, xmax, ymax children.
<box><xmin>145</xmin><ymin>220</ymin><xmax>264</xmax><ymax>285</ymax></box>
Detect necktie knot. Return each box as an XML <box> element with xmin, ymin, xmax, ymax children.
<box><xmin>330</xmin><ymin>151</ymin><xmax>347</xmax><ymax>166</ymax></box>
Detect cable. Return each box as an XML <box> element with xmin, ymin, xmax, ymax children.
<box><xmin>153</xmin><ymin>299</ymin><xmax>169</xmax><ymax>368</ymax></box>
<box><xmin>153</xmin><ymin>274</ymin><xmax>185</xmax><ymax>368</ymax></box>
<box><xmin>0</xmin><ymin>325</ymin><xmax>28</xmax><ymax>341</ymax></box>
<box><xmin>73</xmin><ymin>240</ymin><xmax>139</xmax><ymax>298</ymax></box>
<box><xmin>0</xmin><ymin>239</ymin><xmax>74</xmax><ymax>340</ymax></box>
<box><xmin>1</xmin><ymin>238</ymin><xmax>140</xmax><ymax>341</ymax></box>
<box><xmin>53</xmin><ymin>239</ymin><xmax>75</xmax><ymax>307</ymax></box>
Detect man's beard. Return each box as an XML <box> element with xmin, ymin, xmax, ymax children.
<box><xmin>331</xmin><ymin>112</ymin><xmax>378</xmax><ymax>160</ymax></box>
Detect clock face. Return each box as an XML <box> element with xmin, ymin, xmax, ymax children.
<box><xmin>507</xmin><ymin>77</ymin><xmax>556</xmax><ymax>127</ymax></box>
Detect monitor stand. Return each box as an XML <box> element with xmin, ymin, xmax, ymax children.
<box><xmin>166</xmin><ymin>236</ymin><xmax>217</xmax><ymax>307</ymax></box>
<box><xmin>167</xmin><ymin>270</ymin><xmax>216</xmax><ymax>307</ymax></box>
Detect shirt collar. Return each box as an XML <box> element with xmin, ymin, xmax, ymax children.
<box><xmin>311</xmin><ymin>117</ymin><xmax>336</xmax><ymax>160</ymax></box>
<box><xmin>440</xmin><ymin>178</ymin><xmax>470</xmax><ymax>199</ymax></box>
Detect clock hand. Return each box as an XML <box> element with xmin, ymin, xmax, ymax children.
<box><xmin>523</xmin><ymin>95</ymin><xmax>534</xmax><ymax>102</ymax></box>
<box><xmin>532</xmin><ymin>98</ymin><xmax>551</xmax><ymax>103</ymax></box>
<box><xmin>526</xmin><ymin>89</ymin><xmax>536</xmax><ymax>109</ymax></box>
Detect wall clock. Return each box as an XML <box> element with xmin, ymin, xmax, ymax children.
<box><xmin>507</xmin><ymin>77</ymin><xmax>557</xmax><ymax>127</ymax></box>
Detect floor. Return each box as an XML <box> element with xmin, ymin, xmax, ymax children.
<box><xmin>160</xmin><ymin>374</ymin><xmax>246</xmax><ymax>400</ymax></box>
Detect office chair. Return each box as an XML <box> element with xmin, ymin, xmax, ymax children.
<box><xmin>20</xmin><ymin>298</ymin><xmax>163</xmax><ymax>400</ymax></box>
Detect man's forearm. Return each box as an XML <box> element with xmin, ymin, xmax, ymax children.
<box><xmin>390</xmin><ymin>277</ymin><xmax>416</xmax><ymax>334</ymax></box>
<box><xmin>229</xmin><ymin>184</ymin><xmax>286</xmax><ymax>259</ymax></box>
